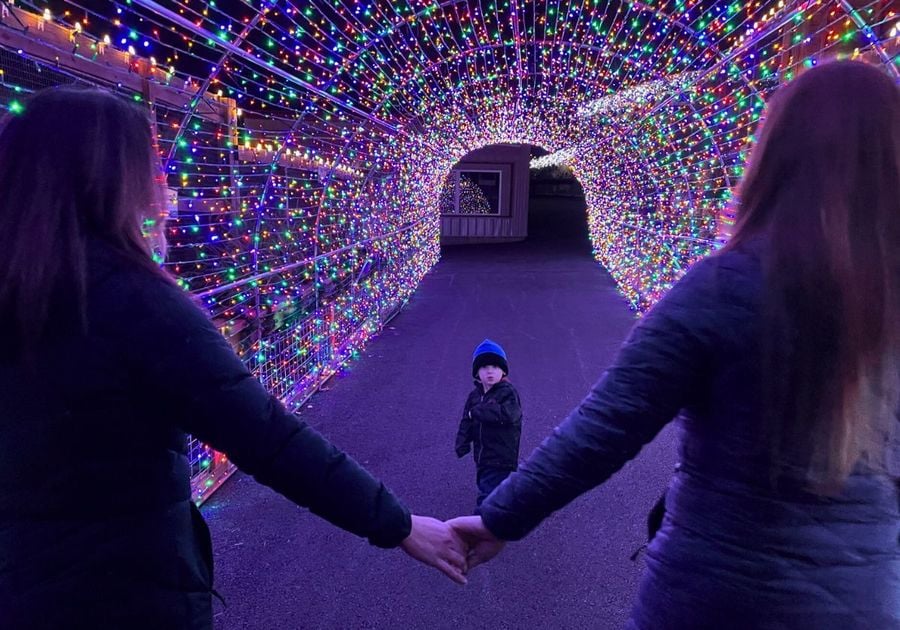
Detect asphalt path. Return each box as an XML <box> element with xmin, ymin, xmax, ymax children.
<box><xmin>204</xmin><ymin>196</ymin><xmax>679</xmax><ymax>629</ymax></box>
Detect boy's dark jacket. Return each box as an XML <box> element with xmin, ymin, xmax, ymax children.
<box><xmin>455</xmin><ymin>379</ymin><xmax>522</xmax><ymax>469</ymax></box>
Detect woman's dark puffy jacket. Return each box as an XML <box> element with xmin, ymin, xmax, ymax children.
<box><xmin>480</xmin><ymin>240</ymin><xmax>900</xmax><ymax>629</ymax></box>
<box><xmin>0</xmin><ymin>244</ymin><xmax>411</xmax><ymax>629</ymax></box>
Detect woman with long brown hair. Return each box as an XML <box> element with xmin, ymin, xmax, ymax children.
<box><xmin>450</xmin><ymin>60</ymin><xmax>900</xmax><ymax>627</ymax></box>
<box><xmin>0</xmin><ymin>88</ymin><xmax>466</xmax><ymax>628</ymax></box>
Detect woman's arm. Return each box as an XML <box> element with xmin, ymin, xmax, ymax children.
<box><xmin>479</xmin><ymin>257</ymin><xmax>722</xmax><ymax>541</ymax></box>
<box><xmin>102</xmin><ymin>270</ymin><xmax>411</xmax><ymax>548</ymax></box>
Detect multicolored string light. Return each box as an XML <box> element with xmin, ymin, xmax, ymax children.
<box><xmin>0</xmin><ymin>0</ymin><xmax>896</xmax><ymax>501</ymax></box>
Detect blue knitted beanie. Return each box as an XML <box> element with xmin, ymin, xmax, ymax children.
<box><xmin>472</xmin><ymin>339</ymin><xmax>509</xmax><ymax>377</ymax></box>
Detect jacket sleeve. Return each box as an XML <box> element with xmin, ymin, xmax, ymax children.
<box><xmin>104</xmin><ymin>270</ymin><xmax>411</xmax><ymax>548</ymax></box>
<box><xmin>455</xmin><ymin>400</ymin><xmax>474</xmax><ymax>457</ymax></box>
<box><xmin>469</xmin><ymin>387</ymin><xmax>522</xmax><ymax>425</ymax></box>
<box><xmin>480</xmin><ymin>257</ymin><xmax>720</xmax><ymax>541</ymax></box>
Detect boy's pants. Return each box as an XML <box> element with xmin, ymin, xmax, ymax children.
<box><xmin>475</xmin><ymin>466</ymin><xmax>516</xmax><ymax>508</ymax></box>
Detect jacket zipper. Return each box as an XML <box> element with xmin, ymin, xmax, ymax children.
<box><xmin>477</xmin><ymin>421</ymin><xmax>484</xmax><ymax>464</ymax></box>
<box><xmin>475</xmin><ymin>391</ymin><xmax>486</xmax><ymax>464</ymax></box>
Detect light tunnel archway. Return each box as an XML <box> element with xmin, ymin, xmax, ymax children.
<box><xmin>0</xmin><ymin>0</ymin><xmax>896</xmax><ymax>499</ymax></box>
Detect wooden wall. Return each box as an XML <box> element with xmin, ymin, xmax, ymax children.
<box><xmin>440</xmin><ymin>143</ymin><xmax>532</xmax><ymax>244</ymax></box>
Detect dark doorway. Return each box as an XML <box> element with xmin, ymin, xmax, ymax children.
<box><xmin>527</xmin><ymin>150</ymin><xmax>591</xmax><ymax>254</ymax></box>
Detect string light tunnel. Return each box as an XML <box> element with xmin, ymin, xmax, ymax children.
<box><xmin>0</xmin><ymin>0</ymin><xmax>896</xmax><ymax>501</ymax></box>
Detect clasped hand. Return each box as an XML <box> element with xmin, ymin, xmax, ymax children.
<box><xmin>400</xmin><ymin>514</ymin><xmax>505</xmax><ymax>585</ymax></box>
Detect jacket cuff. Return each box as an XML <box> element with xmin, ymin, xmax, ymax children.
<box><xmin>368</xmin><ymin>498</ymin><xmax>412</xmax><ymax>548</ymax></box>
<box><xmin>478</xmin><ymin>503</ymin><xmax>534</xmax><ymax>542</ymax></box>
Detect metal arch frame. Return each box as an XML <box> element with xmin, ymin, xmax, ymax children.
<box><xmin>292</xmin><ymin>0</ymin><xmax>744</xmax><ymax>107</ymax></box>
<box><xmin>375</xmin><ymin>38</ymin><xmax>688</xmax><ymax>101</ymax></box>
<box><xmin>162</xmin><ymin>11</ymin><xmax>265</xmax><ymax>172</ymax></box>
<box><xmin>239</xmin><ymin>0</ymin><xmax>765</xmax><ymax>264</ymax></box>
<box><xmin>297</xmin><ymin>0</ymin><xmax>898</xmax><ymax>201</ymax></box>
<box><xmin>139</xmin><ymin>0</ymin><xmax>898</xmax><ymax>307</ymax></box>
<box><xmin>244</xmin><ymin>2</ymin><xmax>480</xmax><ymax>263</ymax></box>
<box><xmin>375</xmin><ymin>72</ymin><xmax>672</xmax><ymax>201</ymax></box>
<box><xmin>286</xmin><ymin>0</ymin><xmax>900</xmax><ymax>238</ymax></box>
<box><xmin>637</xmin><ymin>0</ymin><xmax>900</xmax><ymax>124</ymax></box>
<box><xmin>159</xmin><ymin>11</ymin><xmax>269</xmax><ymax>342</ymax></box>
<box><xmin>276</xmin><ymin>0</ymin><xmax>761</xmax><ymax>215</ymax></box>
<box><xmin>128</xmin><ymin>0</ymin><xmax>399</xmax><ymax>134</ymax></box>
<box><xmin>331</xmin><ymin>65</ymin><xmax>720</xmax><ymax>272</ymax></box>
<box><xmin>126</xmin><ymin>0</ymin><xmax>392</xmax><ymax>341</ymax></box>
<box><xmin>242</xmin><ymin>0</ymin><xmax>754</xmax><ymax>187</ymax></box>
<box><xmin>132</xmin><ymin>0</ymin><xmax>896</xmax><ymax>209</ymax></box>
<box><xmin>347</xmin><ymin>66</ymin><xmax>663</xmax><ymax>181</ymax></box>
<box><xmin>329</xmin><ymin>61</ymin><xmax>709</xmax><ymax>214</ymax></box>
<box><xmin>346</xmin><ymin>42</ymin><xmax>722</xmax><ymax>204</ymax></box>
<box><xmin>311</xmin><ymin>89</ymin><xmax>706</xmax><ymax>292</ymax></box>
<box><xmin>835</xmin><ymin>0</ymin><xmax>899</xmax><ymax>79</ymax></box>
<box><xmin>323</xmin><ymin>69</ymin><xmax>690</xmax><ymax>257</ymax></box>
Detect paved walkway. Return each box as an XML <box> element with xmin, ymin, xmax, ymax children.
<box><xmin>203</xmin><ymin>196</ymin><xmax>679</xmax><ymax>629</ymax></box>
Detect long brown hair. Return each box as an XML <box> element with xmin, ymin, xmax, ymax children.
<box><xmin>0</xmin><ymin>87</ymin><xmax>169</xmax><ymax>360</ymax></box>
<box><xmin>726</xmin><ymin>60</ymin><xmax>900</xmax><ymax>493</ymax></box>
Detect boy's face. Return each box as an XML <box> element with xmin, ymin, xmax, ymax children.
<box><xmin>477</xmin><ymin>365</ymin><xmax>504</xmax><ymax>389</ymax></box>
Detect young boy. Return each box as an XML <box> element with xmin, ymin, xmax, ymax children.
<box><xmin>455</xmin><ymin>339</ymin><xmax>523</xmax><ymax>509</ymax></box>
